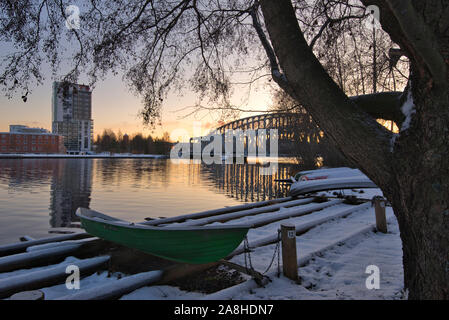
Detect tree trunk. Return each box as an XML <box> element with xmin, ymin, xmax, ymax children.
<box><xmin>259</xmin><ymin>0</ymin><xmax>449</xmax><ymax>299</ymax></box>
<box><xmin>386</xmin><ymin>73</ymin><xmax>449</xmax><ymax>299</ymax></box>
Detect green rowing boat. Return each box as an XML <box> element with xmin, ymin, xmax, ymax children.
<box><xmin>76</xmin><ymin>208</ymin><xmax>250</xmax><ymax>264</ymax></box>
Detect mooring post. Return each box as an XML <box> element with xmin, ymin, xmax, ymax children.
<box><xmin>373</xmin><ymin>196</ymin><xmax>388</xmax><ymax>233</ymax></box>
<box><xmin>280</xmin><ymin>223</ymin><xmax>299</xmax><ymax>282</ymax></box>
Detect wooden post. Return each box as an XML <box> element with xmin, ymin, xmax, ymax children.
<box><xmin>373</xmin><ymin>197</ymin><xmax>388</xmax><ymax>233</ymax></box>
<box><xmin>280</xmin><ymin>224</ymin><xmax>299</xmax><ymax>282</ymax></box>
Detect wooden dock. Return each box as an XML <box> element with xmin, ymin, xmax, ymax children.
<box><xmin>0</xmin><ymin>194</ymin><xmax>374</xmax><ymax>300</ymax></box>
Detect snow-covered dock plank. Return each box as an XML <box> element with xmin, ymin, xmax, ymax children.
<box><xmin>176</xmin><ymin>198</ymin><xmax>315</xmax><ymax>226</ymax></box>
<box><xmin>0</xmin><ymin>256</ymin><xmax>110</xmax><ymax>299</ymax></box>
<box><xmin>141</xmin><ymin>197</ymin><xmax>293</xmax><ymax>226</ymax></box>
<box><xmin>238</xmin><ymin>199</ymin><xmax>344</xmax><ymax>229</ymax></box>
<box><xmin>55</xmin><ymin>270</ymin><xmax>164</xmax><ymax>300</ymax></box>
<box><xmin>25</xmin><ymin>237</ymin><xmax>98</xmax><ymax>252</ymax></box>
<box><xmin>0</xmin><ymin>232</ymin><xmax>91</xmax><ymax>257</ymax></box>
<box><xmin>0</xmin><ymin>244</ymin><xmax>83</xmax><ymax>273</ymax></box>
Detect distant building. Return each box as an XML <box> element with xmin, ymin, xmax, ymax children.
<box><xmin>9</xmin><ymin>125</ymin><xmax>49</xmax><ymax>134</ymax></box>
<box><xmin>0</xmin><ymin>125</ymin><xmax>65</xmax><ymax>154</ymax></box>
<box><xmin>52</xmin><ymin>81</ymin><xmax>93</xmax><ymax>154</ymax></box>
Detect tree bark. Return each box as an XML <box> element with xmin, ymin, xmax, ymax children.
<box><xmin>390</xmin><ymin>77</ymin><xmax>449</xmax><ymax>298</ymax></box>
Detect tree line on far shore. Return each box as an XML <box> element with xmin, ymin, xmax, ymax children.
<box><xmin>94</xmin><ymin>129</ymin><xmax>172</xmax><ymax>155</ymax></box>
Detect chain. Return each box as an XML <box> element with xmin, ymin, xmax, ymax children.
<box><xmin>243</xmin><ymin>236</ymin><xmax>255</xmax><ymax>274</ymax></box>
<box><xmin>263</xmin><ymin>229</ymin><xmax>281</xmax><ymax>276</ymax></box>
<box><xmin>243</xmin><ymin>231</ymin><xmax>283</xmax><ymax>284</ymax></box>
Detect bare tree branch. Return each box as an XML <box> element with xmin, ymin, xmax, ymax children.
<box><xmin>385</xmin><ymin>0</ymin><xmax>447</xmax><ymax>87</ymax></box>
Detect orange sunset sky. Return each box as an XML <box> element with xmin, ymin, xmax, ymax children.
<box><xmin>0</xmin><ymin>74</ymin><xmax>273</xmax><ymax>142</ymax></box>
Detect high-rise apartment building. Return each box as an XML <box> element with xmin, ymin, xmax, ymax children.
<box><xmin>52</xmin><ymin>81</ymin><xmax>93</xmax><ymax>154</ymax></box>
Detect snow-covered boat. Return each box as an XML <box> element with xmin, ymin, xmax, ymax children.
<box><xmin>293</xmin><ymin>167</ymin><xmax>364</xmax><ymax>182</ymax></box>
<box><xmin>289</xmin><ymin>167</ymin><xmax>378</xmax><ymax>196</ymax></box>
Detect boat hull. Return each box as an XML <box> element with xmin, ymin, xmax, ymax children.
<box><xmin>78</xmin><ymin>215</ymin><xmax>249</xmax><ymax>265</ymax></box>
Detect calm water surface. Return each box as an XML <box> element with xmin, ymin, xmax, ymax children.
<box><xmin>0</xmin><ymin>158</ymin><xmax>298</xmax><ymax>244</ymax></box>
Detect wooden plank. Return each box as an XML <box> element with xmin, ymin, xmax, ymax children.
<box><xmin>0</xmin><ymin>256</ymin><xmax>110</xmax><ymax>299</ymax></box>
<box><xmin>0</xmin><ymin>240</ymin><xmax>103</xmax><ymax>273</ymax></box>
<box><xmin>25</xmin><ymin>237</ymin><xmax>99</xmax><ymax>253</ymax></box>
<box><xmin>178</xmin><ymin>198</ymin><xmax>314</xmax><ymax>226</ymax></box>
<box><xmin>249</xmin><ymin>199</ymin><xmax>343</xmax><ymax>228</ymax></box>
<box><xmin>0</xmin><ymin>233</ymin><xmax>91</xmax><ymax>257</ymax></box>
<box><xmin>141</xmin><ymin>197</ymin><xmax>293</xmax><ymax>226</ymax></box>
<box><xmin>55</xmin><ymin>270</ymin><xmax>164</xmax><ymax>300</ymax></box>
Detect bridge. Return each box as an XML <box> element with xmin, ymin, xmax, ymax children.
<box><xmin>174</xmin><ymin>112</ymin><xmax>310</xmax><ymax>160</ymax></box>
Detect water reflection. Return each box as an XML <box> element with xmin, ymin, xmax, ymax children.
<box><xmin>49</xmin><ymin>160</ymin><xmax>92</xmax><ymax>227</ymax></box>
<box><xmin>200</xmin><ymin>163</ymin><xmax>294</xmax><ymax>202</ymax></box>
<box><xmin>0</xmin><ymin>158</ymin><xmax>299</xmax><ymax>243</ymax></box>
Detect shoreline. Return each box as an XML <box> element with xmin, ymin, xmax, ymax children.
<box><xmin>0</xmin><ymin>153</ymin><xmax>169</xmax><ymax>159</ymax></box>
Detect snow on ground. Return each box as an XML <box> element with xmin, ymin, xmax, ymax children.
<box><xmin>40</xmin><ymin>270</ymin><xmax>123</xmax><ymax>300</ymax></box>
<box><xmin>120</xmin><ymin>285</ymin><xmax>205</xmax><ymax>300</ymax></box>
<box><xmin>229</xmin><ymin>202</ymin><xmax>395</xmax><ymax>271</ymax></box>
<box><xmin>401</xmin><ymin>90</ymin><xmax>415</xmax><ymax>131</ymax></box>
<box><xmin>208</xmin><ymin>213</ymin><xmax>404</xmax><ymax>300</ymax></box>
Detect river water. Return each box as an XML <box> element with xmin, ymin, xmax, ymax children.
<box><xmin>0</xmin><ymin>158</ymin><xmax>300</xmax><ymax>244</ymax></box>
